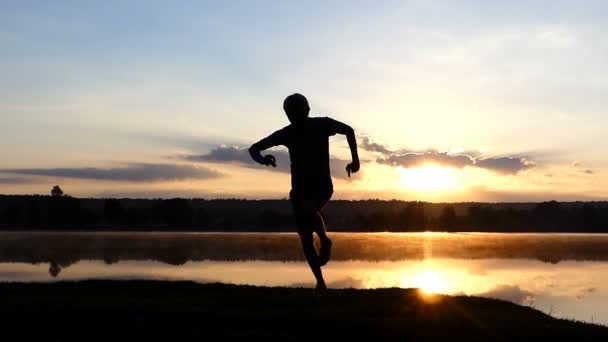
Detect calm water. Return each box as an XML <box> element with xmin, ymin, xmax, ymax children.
<box><xmin>1</xmin><ymin>232</ymin><xmax>608</xmax><ymax>324</ymax></box>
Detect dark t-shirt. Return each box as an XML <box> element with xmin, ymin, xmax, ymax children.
<box><xmin>263</xmin><ymin>117</ymin><xmax>340</xmax><ymax>198</ymax></box>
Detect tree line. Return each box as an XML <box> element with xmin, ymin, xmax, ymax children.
<box><xmin>0</xmin><ymin>186</ymin><xmax>607</xmax><ymax>232</ymax></box>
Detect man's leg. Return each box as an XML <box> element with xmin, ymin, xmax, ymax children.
<box><xmin>299</xmin><ymin>230</ymin><xmax>326</xmax><ymax>290</ymax></box>
<box><xmin>311</xmin><ymin>211</ymin><xmax>332</xmax><ymax>266</ymax></box>
<box><xmin>298</xmin><ymin>198</ymin><xmax>330</xmax><ymax>244</ymax></box>
<box><xmin>293</xmin><ymin>199</ymin><xmax>327</xmax><ymax>289</ymax></box>
<box><xmin>313</xmin><ymin>196</ymin><xmax>332</xmax><ymax>266</ymax></box>
<box><xmin>312</xmin><ymin>211</ymin><xmax>329</xmax><ymax>242</ymax></box>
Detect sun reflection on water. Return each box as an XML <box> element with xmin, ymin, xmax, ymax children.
<box><xmin>412</xmin><ymin>270</ymin><xmax>450</xmax><ymax>294</ymax></box>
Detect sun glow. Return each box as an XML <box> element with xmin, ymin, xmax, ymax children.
<box><xmin>398</xmin><ymin>165</ymin><xmax>459</xmax><ymax>192</ymax></box>
<box><xmin>412</xmin><ymin>271</ymin><xmax>450</xmax><ymax>294</ymax></box>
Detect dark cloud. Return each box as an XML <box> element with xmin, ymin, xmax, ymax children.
<box><xmin>478</xmin><ymin>285</ymin><xmax>535</xmax><ymax>305</ymax></box>
<box><xmin>475</xmin><ymin>157</ymin><xmax>535</xmax><ymax>174</ymax></box>
<box><xmin>571</xmin><ymin>161</ymin><xmax>594</xmax><ymax>175</ymax></box>
<box><xmin>377</xmin><ymin>151</ymin><xmax>475</xmax><ymax>169</ymax></box>
<box><xmin>3</xmin><ymin>163</ymin><xmax>222</xmax><ymax>182</ymax></box>
<box><xmin>375</xmin><ymin>151</ymin><xmax>535</xmax><ymax>175</ymax></box>
<box><xmin>183</xmin><ymin>134</ymin><xmax>535</xmax><ymax>178</ymax></box>
<box><xmin>181</xmin><ymin>146</ymin><xmax>357</xmax><ymax>179</ymax></box>
<box><xmin>0</xmin><ymin>176</ymin><xmax>32</xmax><ymax>184</ymax></box>
<box><xmin>361</xmin><ymin>135</ymin><xmax>535</xmax><ymax>175</ymax></box>
<box><xmin>359</xmin><ymin>135</ymin><xmax>393</xmax><ymax>155</ymax></box>
<box><xmin>184</xmin><ymin>146</ymin><xmax>290</xmax><ymax>173</ymax></box>
<box><xmin>360</xmin><ymin>135</ymin><xmax>485</xmax><ymax>159</ymax></box>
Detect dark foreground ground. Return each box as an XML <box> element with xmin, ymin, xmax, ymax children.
<box><xmin>1</xmin><ymin>280</ymin><xmax>606</xmax><ymax>341</ymax></box>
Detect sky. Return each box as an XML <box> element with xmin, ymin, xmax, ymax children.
<box><xmin>1</xmin><ymin>0</ymin><xmax>607</xmax><ymax>201</ymax></box>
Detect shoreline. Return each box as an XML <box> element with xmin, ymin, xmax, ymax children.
<box><xmin>1</xmin><ymin>280</ymin><xmax>606</xmax><ymax>340</ymax></box>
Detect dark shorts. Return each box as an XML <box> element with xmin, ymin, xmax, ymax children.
<box><xmin>289</xmin><ymin>189</ymin><xmax>332</xmax><ymax>235</ymax></box>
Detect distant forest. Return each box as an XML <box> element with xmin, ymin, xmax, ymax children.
<box><xmin>1</xmin><ymin>186</ymin><xmax>607</xmax><ymax>232</ymax></box>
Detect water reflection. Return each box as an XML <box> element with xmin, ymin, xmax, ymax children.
<box><xmin>1</xmin><ymin>258</ymin><xmax>607</xmax><ymax>323</ymax></box>
<box><xmin>1</xmin><ymin>232</ymin><xmax>608</xmax><ymax>324</ymax></box>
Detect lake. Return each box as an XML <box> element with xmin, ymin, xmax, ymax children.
<box><xmin>1</xmin><ymin>232</ymin><xmax>608</xmax><ymax>324</ymax></box>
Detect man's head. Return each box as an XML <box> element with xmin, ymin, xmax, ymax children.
<box><xmin>283</xmin><ymin>93</ymin><xmax>310</xmax><ymax>123</ymax></box>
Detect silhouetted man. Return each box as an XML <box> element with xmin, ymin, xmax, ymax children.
<box><xmin>249</xmin><ymin>93</ymin><xmax>360</xmax><ymax>290</ymax></box>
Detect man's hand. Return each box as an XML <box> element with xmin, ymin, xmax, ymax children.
<box><xmin>249</xmin><ymin>144</ymin><xmax>277</xmax><ymax>168</ymax></box>
<box><xmin>346</xmin><ymin>160</ymin><xmax>360</xmax><ymax>177</ymax></box>
<box><xmin>262</xmin><ymin>154</ymin><xmax>277</xmax><ymax>167</ymax></box>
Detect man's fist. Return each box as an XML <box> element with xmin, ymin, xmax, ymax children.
<box><xmin>346</xmin><ymin>160</ymin><xmax>360</xmax><ymax>177</ymax></box>
<box><xmin>262</xmin><ymin>154</ymin><xmax>277</xmax><ymax>167</ymax></box>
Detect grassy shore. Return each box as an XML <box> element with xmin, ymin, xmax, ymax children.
<box><xmin>1</xmin><ymin>280</ymin><xmax>606</xmax><ymax>341</ymax></box>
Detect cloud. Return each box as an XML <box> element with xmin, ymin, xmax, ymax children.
<box><xmin>182</xmin><ymin>145</ymin><xmax>292</xmax><ymax>174</ymax></box>
<box><xmin>3</xmin><ymin>163</ymin><xmax>222</xmax><ymax>182</ymax></box>
<box><xmin>475</xmin><ymin>157</ymin><xmax>536</xmax><ymax>174</ymax></box>
<box><xmin>359</xmin><ymin>135</ymin><xmax>393</xmax><ymax>155</ymax></box>
<box><xmin>376</xmin><ymin>151</ymin><xmax>533</xmax><ymax>174</ymax></box>
<box><xmin>181</xmin><ymin>145</ymin><xmax>357</xmax><ymax>179</ymax></box>
<box><xmin>572</xmin><ymin>161</ymin><xmax>594</xmax><ymax>175</ymax></box>
<box><xmin>0</xmin><ymin>176</ymin><xmax>33</xmax><ymax>184</ymax></box>
<box><xmin>184</xmin><ymin>146</ymin><xmax>289</xmax><ymax>171</ymax></box>
<box><xmin>361</xmin><ymin>135</ymin><xmax>535</xmax><ymax>175</ymax></box>
<box><xmin>377</xmin><ymin>151</ymin><xmax>475</xmax><ymax>169</ymax></box>
<box><xmin>478</xmin><ymin>285</ymin><xmax>535</xmax><ymax>305</ymax></box>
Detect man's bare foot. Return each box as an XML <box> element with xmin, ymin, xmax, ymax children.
<box><xmin>315</xmin><ymin>282</ymin><xmax>327</xmax><ymax>295</ymax></box>
<box><xmin>319</xmin><ymin>238</ymin><xmax>332</xmax><ymax>266</ymax></box>
<box><xmin>315</xmin><ymin>283</ymin><xmax>327</xmax><ymax>297</ymax></box>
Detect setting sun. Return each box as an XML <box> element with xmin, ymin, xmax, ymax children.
<box><xmin>398</xmin><ymin>165</ymin><xmax>460</xmax><ymax>192</ymax></box>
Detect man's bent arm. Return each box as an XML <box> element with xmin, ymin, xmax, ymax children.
<box><xmin>249</xmin><ymin>130</ymin><xmax>284</xmax><ymax>166</ymax></box>
<box><xmin>330</xmin><ymin>120</ymin><xmax>359</xmax><ymax>165</ymax></box>
<box><xmin>248</xmin><ymin>143</ymin><xmax>267</xmax><ymax>165</ymax></box>
<box><xmin>346</xmin><ymin>127</ymin><xmax>359</xmax><ymax>165</ymax></box>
